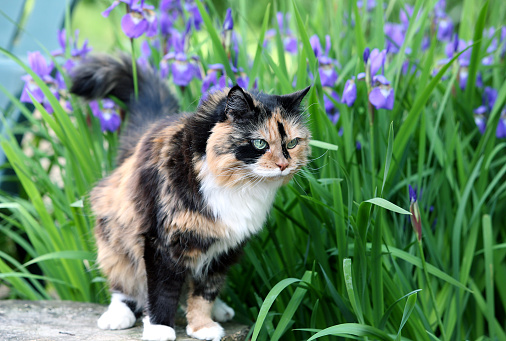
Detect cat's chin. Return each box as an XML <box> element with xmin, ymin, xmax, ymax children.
<box><xmin>252</xmin><ymin>168</ymin><xmax>293</xmax><ymax>179</ymax></box>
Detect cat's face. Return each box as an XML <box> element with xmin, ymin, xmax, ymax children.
<box><xmin>205</xmin><ymin>86</ymin><xmax>311</xmax><ymax>186</ymax></box>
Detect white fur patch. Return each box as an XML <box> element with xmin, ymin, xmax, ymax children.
<box><xmin>197</xmin><ymin>160</ymin><xmax>283</xmax><ymax>275</ymax></box>
<box><xmin>253</xmin><ymin>166</ymin><xmax>293</xmax><ymax>177</ymax></box>
<box><xmin>211</xmin><ymin>298</ymin><xmax>235</xmax><ymax>322</ymax></box>
<box><xmin>186</xmin><ymin>323</ymin><xmax>225</xmax><ymax>341</ymax></box>
<box><xmin>97</xmin><ymin>293</ymin><xmax>136</xmax><ymax>330</ymax></box>
<box><xmin>142</xmin><ymin>316</ymin><xmax>176</xmax><ymax>341</ymax></box>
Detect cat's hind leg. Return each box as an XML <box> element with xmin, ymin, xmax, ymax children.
<box><xmin>97</xmin><ymin>292</ymin><xmax>141</xmax><ymax>330</ymax></box>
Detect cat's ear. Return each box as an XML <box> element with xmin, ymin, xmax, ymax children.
<box><xmin>278</xmin><ymin>86</ymin><xmax>311</xmax><ymax>114</ymax></box>
<box><xmin>225</xmin><ymin>85</ymin><xmax>255</xmax><ymax>120</ymax></box>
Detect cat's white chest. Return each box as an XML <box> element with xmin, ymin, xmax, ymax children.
<box><xmin>197</xmin><ymin>160</ymin><xmax>282</xmax><ymax>273</ymax></box>
<box><xmin>200</xmin><ymin>164</ymin><xmax>282</xmax><ymax>240</ymax></box>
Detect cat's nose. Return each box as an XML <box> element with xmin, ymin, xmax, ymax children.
<box><xmin>276</xmin><ymin>161</ymin><xmax>289</xmax><ymax>171</ymax></box>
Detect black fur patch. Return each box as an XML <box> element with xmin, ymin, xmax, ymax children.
<box><xmin>143</xmin><ymin>234</ymin><xmax>186</xmax><ymax>327</ymax></box>
<box><xmin>191</xmin><ymin>273</ymin><xmax>226</xmax><ymax>302</ymax></box>
<box><xmin>123</xmin><ymin>298</ymin><xmax>142</xmax><ymax>318</ymax></box>
<box><xmin>191</xmin><ymin>244</ymin><xmax>244</xmax><ymax>300</ymax></box>
<box><xmin>277</xmin><ymin>121</ymin><xmax>287</xmax><ymax>140</ymax></box>
<box><xmin>164</xmin><ymin>128</ymin><xmax>208</xmax><ymax>215</ymax></box>
<box><xmin>95</xmin><ymin>217</ymin><xmax>111</xmax><ymax>243</ymax></box>
<box><xmin>134</xmin><ymin>146</ymin><xmax>161</xmax><ymax>234</ymax></box>
<box><xmin>169</xmin><ymin>231</ymin><xmax>216</xmax><ymax>261</ymax></box>
<box><xmin>234</xmin><ymin>142</ymin><xmax>267</xmax><ymax>164</ymax></box>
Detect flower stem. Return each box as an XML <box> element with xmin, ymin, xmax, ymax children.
<box><xmin>130</xmin><ymin>38</ymin><xmax>139</xmax><ymax>100</ymax></box>
<box><xmin>418</xmin><ymin>240</ymin><xmax>447</xmax><ymax>341</ymax></box>
<box><xmin>369</xmin><ymin>115</ymin><xmax>376</xmax><ymax>192</ymax></box>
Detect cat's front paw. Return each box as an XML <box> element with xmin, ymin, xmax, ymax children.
<box><xmin>142</xmin><ymin>316</ymin><xmax>176</xmax><ymax>341</ymax></box>
<box><xmin>186</xmin><ymin>322</ymin><xmax>225</xmax><ymax>341</ymax></box>
<box><xmin>97</xmin><ymin>305</ymin><xmax>136</xmax><ymax>330</ymax></box>
<box><xmin>211</xmin><ymin>298</ymin><xmax>235</xmax><ymax>322</ymax></box>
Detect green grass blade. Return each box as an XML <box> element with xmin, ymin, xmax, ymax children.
<box><xmin>307</xmin><ymin>323</ymin><xmax>394</xmax><ymax>341</ymax></box>
<box><xmin>395</xmin><ymin>292</ymin><xmax>418</xmax><ymax>341</ymax></box>
<box><xmin>251</xmin><ymin>278</ymin><xmax>301</xmax><ymax>341</ymax></box>
<box><xmin>482</xmin><ymin>215</ymin><xmax>495</xmax><ymax>340</ymax></box>
<box><xmin>195</xmin><ymin>1</ymin><xmax>236</xmax><ymax>83</ymax></box>
<box><xmin>271</xmin><ymin>271</ymin><xmax>312</xmax><ymax>341</ymax></box>
<box><xmin>343</xmin><ymin>258</ymin><xmax>364</xmax><ymax>324</ymax></box>
<box><xmin>365</xmin><ymin>198</ymin><xmax>411</xmax><ymax>215</ymax></box>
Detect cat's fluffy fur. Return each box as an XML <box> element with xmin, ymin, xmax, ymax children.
<box><xmin>71</xmin><ymin>55</ymin><xmax>310</xmax><ymax>341</ymax></box>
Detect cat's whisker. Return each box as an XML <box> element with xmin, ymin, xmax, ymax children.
<box><xmin>309</xmin><ymin>150</ymin><xmax>329</xmax><ymax>162</ymax></box>
<box><xmin>291</xmin><ymin>174</ymin><xmax>309</xmax><ymax>196</ymax></box>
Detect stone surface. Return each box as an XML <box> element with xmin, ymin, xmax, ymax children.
<box><xmin>0</xmin><ymin>300</ymin><xmax>249</xmax><ymax>341</ymax></box>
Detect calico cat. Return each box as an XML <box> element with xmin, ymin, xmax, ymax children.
<box><xmin>70</xmin><ymin>55</ymin><xmax>311</xmax><ymax>341</ymax></box>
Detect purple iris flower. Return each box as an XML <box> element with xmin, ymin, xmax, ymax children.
<box><xmin>409</xmin><ymin>185</ymin><xmax>417</xmax><ymax>203</ymax></box>
<box><xmin>20</xmin><ymin>51</ymin><xmax>59</xmax><ymax>113</ymax></box>
<box><xmin>357</xmin><ymin>0</ymin><xmax>376</xmax><ymax>11</ymax></box>
<box><xmin>323</xmin><ymin>91</ymin><xmax>340</xmax><ymax>124</ymax></box>
<box><xmin>436</xmin><ymin>15</ymin><xmax>453</xmax><ymax>41</ymax></box>
<box><xmin>200</xmin><ymin>64</ymin><xmax>232</xmax><ymax>102</ymax></box>
<box><xmin>497</xmin><ymin>110</ymin><xmax>506</xmax><ymax>138</ymax></box>
<box><xmin>368</xmin><ymin>48</ymin><xmax>386</xmax><ymax>76</ymax></box>
<box><xmin>399</xmin><ymin>5</ymin><xmax>414</xmax><ymax>29</ymax></box>
<box><xmin>52</xmin><ymin>29</ymin><xmax>92</xmax><ymax>60</ymax></box>
<box><xmin>103</xmin><ymin>0</ymin><xmax>157</xmax><ymax>39</ymax></box>
<box><xmin>137</xmin><ymin>40</ymin><xmax>152</xmax><ymax>69</ymax></box>
<box><xmin>484</xmin><ymin>87</ymin><xmax>498</xmax><ymax>108</ymax></box>
<box><xmin>369</xmin><ymin>75</ymin><xmax>394</xmax><ymax>110</ymax></box>
<box><xmin>458</xmin><ymin>67</ymin><xmax>468</xmax><ymax>90</ymax></box>
<box><xmin>319</xmin><ymin>65</ymin><xmax>338</xmax><ymax>88</ymax></box>
<box><xmin>277</xmin><ymin>12</ymin><xmax>297</xmax><ymax>53</ymax></box>
<box><xmin>27</xmin><ymin>51</ymin><xmax>53</xmax><ymax>79</ymax></box>
<box><xmin>160</xmin><ymin>0</ymin><xmax>182</xmax><ymax>12</ymax></box>
<box><xmin>265</xmin><ymin>12</ymin><xmax>298</xmax><ymax>54</ymax></box>
<box><xmin>171</xmin><ymin>53</ymin><xmax>201</xmax><ymax>86</ymax></box>
<box><xmin>384</xmin><ymin>23</ymin><xmax>406</xmax><ymax>54</ymax></box>
<box><xmin>90</xmin><ymin>99</ymin><xmax>121</xmax><ymax>132</ymax></box>
<box><xmin>162</xmin><ymin>26</ymin><xmax>201</xmax><ymax>86</ymax></box>
<box><xmin>310</xmin><ymin>34</ymin><xmax>339</xmax><ymax>87</ymax></box>
<box><xmin>363</xmin><ymin>47</ymin><xmax>370</xmax><ymax>64</ymax></box>
<box><xmin>121</xmin><ymin>8</ymin><xmax>157</xmax><ymax>38</ymax></box>
<box><xmin>186</xmin><ymin>3</ymin><xmax>203</xmax><ymax>30</ymax></box>
<box><xmin>434</xmin><ymin>0</ymin><xmax>447</xmax><ymax>15</ymax></box>
<box><xmin>342</xmin><ymin>78</ymin><xmax>357</xmax><ymax>107</ymax></box>
<box><xmin>472</xmin><ymin>87</ymin><xmax>506</xmax><ymax>137</ymax></box>
<box><xmin>236</xmin><ymin>69</ymin><xmax>249</xmax><ymax>89</ymax></box>
<box><xmin>310</xmin><ymin>35</ymin><xmax>322</xmax><ymax>57</ymax></box>
<box><xmin>473</xmin><ymin>112</ymin><xmax>487</xmax><ymax>135</ymax></box>
<box><xmin>102</xmin><ymin>0</ymin><xmax>123</xmax><ymax>17</ymax></box>
<box><xmin>160</xmin><ymin>12</ymin><xmax>174</xmax><ymax>36</ymax></box>
<box><xmin>446</xmin><ymin>37</ymin><xmax>472</xmax><ymax>65</ymax></box>
<box><xmin>20</xmin><ymin>75</ymin><xmax>46</xmax><ymax>104</ymax></box>
<box><xmin>223</xmin><ymin>8</ymin><xmax>233</xmax><ymax>30</ymax></box>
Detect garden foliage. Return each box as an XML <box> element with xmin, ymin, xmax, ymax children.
<box><xmin>1</xmin><ymin>0</ymin><xmax>505</xmax><ymax>340</ymax></box>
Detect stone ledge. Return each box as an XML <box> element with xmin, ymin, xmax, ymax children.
<box><xmin>0</xmin><ymin>300</ymin><xmax>249</xmax><ymax>341</ymax></box>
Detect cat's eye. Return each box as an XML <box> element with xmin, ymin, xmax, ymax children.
<box><xmin>252</xmin><ymin>139</ymin><xmax>268</xmax><ymax>150</ymax></box>
<box><xmin>287</xmin><ymin>138</ymin><xmax>299</xmax><ymax>149</ymax></box>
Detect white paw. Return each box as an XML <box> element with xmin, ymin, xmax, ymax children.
<box><xmin>97</xmin><ymin>301</ymin><xmax>136</xmax><ymax>330</ymax></box>
<box><xmin>186</xmin><ymin>323</ymin><xmax>225</xmax><ymax>341</ymax></box>
<box><xmin>211</xmin><ymin>298</ymin><xmax>235</xmax><ymax>322</ymax></box>
<box><xmin>142</xmin><ymin>316</ymin><xmax>176</xmax><ymax>341</ymax></box>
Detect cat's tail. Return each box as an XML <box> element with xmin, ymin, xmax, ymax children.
<box><xmin>70</xmin><ymin>54</ymin><xmax>179</xmax><ymax>162</ymax></box>
<box><xmin>70</xmin><ymin>54</ymin><xmax>179</xmax><ymax>121</ymax></box>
